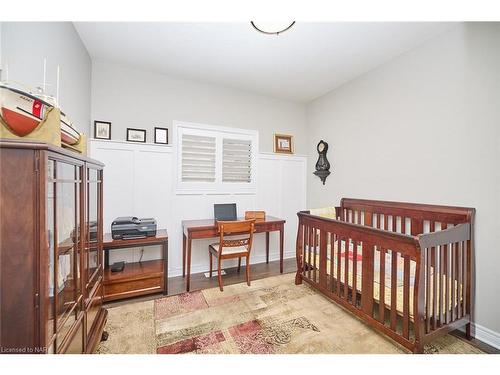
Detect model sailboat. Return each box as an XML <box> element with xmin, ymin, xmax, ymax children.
<box><xmin>0</xmin><ymin>60</ymin><xmax>82</xmax><ymax>146</ymax></box>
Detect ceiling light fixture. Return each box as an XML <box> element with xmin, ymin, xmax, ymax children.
<box><xmin>251</xmin><ymin>21</ymin><xmax>296</xmax><ymax>36</ymax></box>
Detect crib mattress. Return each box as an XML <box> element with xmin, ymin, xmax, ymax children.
<box><xmin>304</xmin><ymin>242</ymin><xmax>461</xmax><ymax>318</ymax></box>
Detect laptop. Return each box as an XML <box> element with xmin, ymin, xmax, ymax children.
<box><xmin>214</xmin><ymin>203</ymin><xmax>237</xmax><ymax>221</ymax></box>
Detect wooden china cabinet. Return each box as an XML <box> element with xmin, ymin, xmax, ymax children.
<box><xmin>0</xmin><ymin>140</ymin><xmax>107</xmax><ymax>354</ymax></box>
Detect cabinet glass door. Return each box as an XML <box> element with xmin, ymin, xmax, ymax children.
<box><xmin>85</xmin><ymin>167</ymin><xmax>102</xmax><ymax>295</ymax></box>
<box><xmin>46</xmin><ymin>159</ymin><xmax>83</xmax><ymax>352</ymax></box>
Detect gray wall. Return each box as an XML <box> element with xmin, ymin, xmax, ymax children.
<box><xmin>91</xmin><ymin>61</ymin><xmax>307</xmax><ymax>154</ymax></box>
<box><xmin>306</xmin><ymin>23</ymin><xmax>500</xmax><ymax>336</ymax></box>
<box><xmin>1</xmin><ymin>22</ymin><xmax>91</xmax><ymax>137</ymax></box>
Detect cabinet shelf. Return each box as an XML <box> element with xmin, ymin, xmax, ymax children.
<box><xmin>102</xmin><ymin>234</ymin><xmax>168</xmax><ymax>302</ymax></box>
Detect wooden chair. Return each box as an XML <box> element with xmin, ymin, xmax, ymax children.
<box><xmin>208</xmin><ymin>219</ymin><xmax>255</xmax><ymax>291</ymax></box>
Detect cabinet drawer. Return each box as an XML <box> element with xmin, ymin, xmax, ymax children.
<box><xmin>86</xmin><ymin>284</ymin><xmax>103</xmax><ymax>337</ymax></box>
<box><xmin>104</xmin><ymin>276</ymin><xmax>163</xmax><ymax>302</ymax></box>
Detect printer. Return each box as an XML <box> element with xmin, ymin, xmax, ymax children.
<box><xmin>111</xmin><ymin>217</ymin><xmax>157</xmax><ymax>240</ymax></box>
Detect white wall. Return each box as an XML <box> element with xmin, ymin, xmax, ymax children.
<box><xmin>0</xmin><ymin>22</ymin><xmax>92</xmax><ymax>137</ymax></box>
<box><xmin>90</xmin><ymin>139</ymin><xmax>307</xmax><ymax>277</ymax></box>
<box><xmin>306</xmin><ymin>23</ymin><xmax>500</xmax><ymax>342</ymax></box>
<box><xmin>91</xmin><ymin>61</ymin><xmax>307</xmax><ymax>154</ymax></box>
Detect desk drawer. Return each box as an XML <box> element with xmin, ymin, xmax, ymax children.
<box><xmin>104</xmin><ymin>276</ymin><xmax>163</xmax><ymax>302</ymax></box>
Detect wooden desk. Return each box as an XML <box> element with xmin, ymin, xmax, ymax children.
<box><xmin>182</xmin><ymin>217</ymin><xmax>285</xmax><ymax>291</ymax></box>
<box><xmin>103</xmin><ymin>230</ymin><xmax>168</xmax><ymax>301</ymax></box>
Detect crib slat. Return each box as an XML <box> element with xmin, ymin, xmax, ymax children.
<box><xmin>426</xmin><ymin>220</ymin><xmax>437</xmax><ymax>329</ymax></box>
<box><xmin>377</xmin><ymin>214</ymin><xmax>381</xmax><ymax>229</ymax></box>
<box><xmin>364</xmin><ymin>211</ymin><xmax>373</xmax><ymax>227</ymax></box>
<box><xmin>302</xmin><ymin>225</ymin><xmax>307</xmax><ymax>277</ymax></box>
<box><xmin>313</xmin><ymin>228</ymin><xmax>317</xmax><ymax>283</ymax></box>
<box><xmin>344</xmin><ymin>238</ymin><xmax>349</xmax><ymax>300</ymax></box>
<box><xmin>430</xmin><ymin>221</ymin><xmax>437</xmax><ymax>330</ymax></box>
<box><xmin>403</xmin><ymin>254</ymin><xmax>410</xmax><ymax>339</ymax></box>
<box><xmin>361</xmin><ymin>242</ymin><xmax>375</xmax><ymax>316</ymax></box>
<box><xmin>352</xmin><ymin>240</ymin><xmax>358</xmax><ymax>306</ymax></box>
<box><xmin>425</xmin><ymin>248</ymin><xmax>430</xmax><ymax>333</ymax></box>
<box><xmin>444</xmin><ymin>245</ymin><xmax>450</xmax><ymax>324</ymax></box>
<box><xmin>307</xmin><ymin>227</ymin><xmax>313</xmax><ymax>280</ymax></box>
<box><xmin>462</xmin><ymin>241</ymin><xmax>470</xmax><ymax>315</ymax></box>
<box><xmin>437</xmin><ymin>244</ymin><xmax>442</xmax><ymax>327</ymax></box>
<box><xmin>444</xmin><ymin>241</ymin><xmax>449</xmax><ymax>324</ymax></box>
<box><xmin>337</xmin><ymin>235</ymin><xmax>342</xmax><ymax>297</ymax></box>
<box><xmin>457</xmin><ymin>242</ymin><xmax>462</xmax><ymax>318</ymax></box>
<box><xmin>432</xmin><ymin>245</ymin><xmax>437</xmax><ymax>330</ymax></box>
<box><xmin>439</xmin><ymin>223</ymin><xmax>446</xmax><ymax>326</ymax></box>
<box><xmin>392</xmin><ymin>216</ymin><xmax>397</xmax><ymax>232</ymax></box>
<box><xmin>379</xmin><ymin>247</ymin><xmax>386</xmax><ymax>323</ymax></box>
<box><xmin>401</xmin><ymin>217</ymin><xmax>406</xmax><ymax>234</ymax></box>
<box><xmin>451</xmin><ymin>242</ymin><xmax>456</xmax><ymax>322</ymax></box>
<box><xmin>319</xmin><ymin>230</ymin><xmax>327</xmax><ymax>289</ymax></box>
<box><xmin>462</xmin><ymin>241</ymin><xmax>468</xmax><ymax>316</ymax></box>
<box><xmin>384</xmin><ymin>215</ymin><xmax>388</xmax><ymax>231</ymax></box>
<box><xmin>390</xmin><ymin>250</ymin><xmax>398</xmax><ymax>331</ymax></box>
<box><xmin>330</xmin><ymin>233</ymin><xmax>335</xmax><ymax>292</ymax></box>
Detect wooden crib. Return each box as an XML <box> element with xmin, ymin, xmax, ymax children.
<box><xmin>295</xmin><ymin>198</ymin><xmax>475</xmax><ymax>353</ymax></box>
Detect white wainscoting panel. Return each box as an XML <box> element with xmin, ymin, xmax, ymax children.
<box><xmin>90</xmin><ymin>139</ymin><xmax>307</xmax><ymax>278</ymax></box>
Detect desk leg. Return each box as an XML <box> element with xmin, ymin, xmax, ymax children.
<box><xmin>182</xmin><ymin>233</ymin><xmax>186</xmax><ymax>277</ymax></box>
<box><xmin>186</xmin><ymin>237</ymin><xmax>192</xmax><ymax>292</ymax></box>
<box><xmin>279</xmin><ymin>225</ymin><xmax>284</xmax><ymax>273</ymax></box>
<box><xmin>266</xmin><ymin>232</ymin><xmax>270</xmax><ymax>264</ymax></box>
<box><xmin>162</xmin><ymin>240</ymin><xmax>168</xmax><ymax>295</ymax></box>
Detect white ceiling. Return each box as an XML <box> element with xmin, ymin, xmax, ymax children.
<box><xmin>75</xmin><ymin>22</ymin><xmax>455</xmax><ymax>102</ymax></box>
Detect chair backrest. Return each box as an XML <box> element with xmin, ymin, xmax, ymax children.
<box><xmin>216</xmin><ymin>219</ymin><xmax>255</xmax><ymax>254</ymax></box>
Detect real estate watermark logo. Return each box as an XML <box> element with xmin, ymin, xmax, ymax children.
<box><xmin>0</xmin><ymin>346</ymin><xmax>46</xmax><ymax>353</ymax></box>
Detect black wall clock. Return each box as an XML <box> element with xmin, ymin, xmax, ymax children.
<box><xmin>313</xmin><ymin>140</ymin><xmax>331</xmax><ymax>185</ymax></box>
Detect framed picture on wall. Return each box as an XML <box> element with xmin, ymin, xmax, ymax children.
<box><xmin>154</xmin><ymin>127</ymin><xmax>169</xmax><ymax>144</ymax></box>
<box><xmin>126</xmin><ymin>128</ymin><xmax>147</xmax><ymax>143</ymax></box>
<box><xmin>274</xmin><ymin>133</ymin><xmax>294</xmax><ymax>154</ymax></box>
<box><xmin>94</xmin><ymin>121</ymin><xmax>111</xmax><ymax>140</ymax></box>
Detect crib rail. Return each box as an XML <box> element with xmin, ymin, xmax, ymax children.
<box><xmin>295</xmin><ymin>207</ymin><xmax>474</xmax><ymax>353</ymax></box>
<box><xmin>416</xmin><ymin>223</ymin><xmax>472</xmax><ymax>344</ymax></box>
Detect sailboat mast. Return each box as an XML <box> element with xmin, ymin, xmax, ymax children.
<box><xmin>2</xmin><ymin>60</ymin><xmax>8</xmax><ymax>83</ymax></box>
<box><xmin>56</xmin><ymin>65</ymin><xmax>60</xmax><ymax>106</ymax></box>
<box><xmin>42</xmin><ymin>58</ymin><xmax>47</xmax><ymax>92</ymax></box>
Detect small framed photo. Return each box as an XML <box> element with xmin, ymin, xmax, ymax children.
<box><xmin>126</xmin><ymin>128</ymin><xmax>146</xmax><ymax>143</ymax></box>
<box><xmin>94</xmin><ymin>121</ymin><xmax>111</xmax><ymax>140</ymax></box>
<box><xmin>274</xmin><ymin>133</ymin><xmax>294</xmax><ymax>154</ymax></box>
<box><xmin>154</xmin><ymin>127</ymin><xmax>169</xmax><ymax>144</ymax></box>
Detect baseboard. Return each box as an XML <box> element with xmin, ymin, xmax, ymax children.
<box><xmin>168</xmin><ymin>251</ymin><xmax>296</xmax><ymax>278</ymax></box>
<box><xmin>470</xmin><ymin>323</ymin><xmax>500</xmax><ymax>349</ymax></box>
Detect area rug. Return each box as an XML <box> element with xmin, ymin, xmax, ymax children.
<box><xmin>97</xmin><ymin>273</ymin><xmax>483</xmax><ymax>354</ymax></box>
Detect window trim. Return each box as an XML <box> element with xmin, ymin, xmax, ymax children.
<box><xmin>174</xmin><ymin>121</ymin><xmax>258</xmax><ymax>195</ymax></box>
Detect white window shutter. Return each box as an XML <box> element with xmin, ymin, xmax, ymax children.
<box><xmin>222</xmin><ymin>138</ymin><xmax>252</xmax><ymax>183</ymax></box>
<box><xmin>181</xmin><ymin>134</ymin><xmax>216</xmax><ymax>182</ymax></box>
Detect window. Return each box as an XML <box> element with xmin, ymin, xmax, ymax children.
<box><xmin>222</xmin><ymin>138</ymin><xmax>252</xmax><ymax>183</ymax></box>
<box><xmin>181</xmin><ymin>134</ymin><xmax>216</xmax><ymax>182</ymax></box>
<box><xmin>175</xmin><ymin>122</ymin><xmax>258</xmax><ymax>194</ymax></box>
